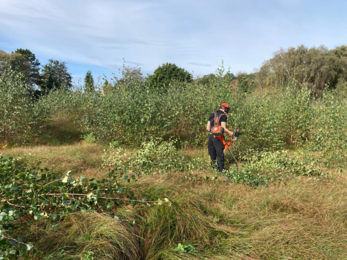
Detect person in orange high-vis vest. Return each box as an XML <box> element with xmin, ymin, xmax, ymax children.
<box><xmin>206</xmin><ymin>103</ymin><xmax>236</xmax><ymax>172</ymax></box>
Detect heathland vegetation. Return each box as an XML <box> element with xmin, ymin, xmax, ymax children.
<box><xmin>0</xmin><ymin>45</ymin><xmax>347</xmax><ymax>259</ymax></box>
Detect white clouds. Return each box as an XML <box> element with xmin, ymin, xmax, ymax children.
<box><xmin>0</xmin><ymin>0</ymin><xmax>346</xmax><ymax>80</ymax></box>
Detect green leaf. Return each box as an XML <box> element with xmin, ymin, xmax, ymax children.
<box><xmin>173</xmin><ymin>243</ymin><xmax>195</xmax><ymax>253</ymax></box>
<box><xmin>107</xmin><ymin>201</ymin><xmax>115</xmax><ymax>209</ymax></box>
<box><xmin>26</xmin><ymin>242</ymin><xmax>34</xmax><ymax>251</ymax></box>
<box><xmin>173</xmin><ymin>243</ymin><xmax>185</xmax><ymax>253</ymax></box>
<box><xmin>62</xmin><ymin>176</ymin><xmax>68</xmax><ymax>183</ymax></box>
<box><xmin>9</xmin><ymin>249</ymin><xmax>17</xmax><ymax>255</ymax></box>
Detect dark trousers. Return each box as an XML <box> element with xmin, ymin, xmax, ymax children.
<box><xmin>208</xmin><ymin>134</ymin><xmax>225</xmax><ymax>172</ymax></box>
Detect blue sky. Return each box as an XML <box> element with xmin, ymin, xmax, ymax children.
<box><xmin>1</xmin><ymin>0</ymin><xmax>346</xmax><ymax>85</ymax></box>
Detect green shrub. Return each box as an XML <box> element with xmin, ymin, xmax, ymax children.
<box><xmin>307</xmin><ymin>90</ymin><xmax>347</xmax><ymax>167</ymax></box>
<box><xmin>103</xmin><ymin>138</ymin><xmax>201</xmax><ymax>173</ymax></box>
<box><xmin>83</xmin><ymin>132</ymin><xmax>96</xmax><ymax>143</ymax></box>
<box><xmin>0</xmin><ymin>66</ymin><xmax>48</xmax><ymax>145</ymax></box>
<box><xmin>147</xmin><ymin>62</ymin><xmax>193</xmax><ymax>89</ymax></box>
<box><xmin>231</xmin><ymin>85</ymin><xmax>315</xmax><ymax>158</ymax></box>
<box><xmin>225</xmin><ymin>150</ymin><xmax>326</xmax><ymax>188</ymax></box>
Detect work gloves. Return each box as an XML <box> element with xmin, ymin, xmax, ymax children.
<box><xmin>234</xmin><ymin>130</ymin><xmax>241</xmax><ymax>137</ymax></box>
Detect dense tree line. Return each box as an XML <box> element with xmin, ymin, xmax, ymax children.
<box><xmin>2</xmin><ymin>45</ymin><xmax>347</xmax><ymax>98</ymax></box>
<box><xmin>191</xmin><ymin>45</ymin><xmax>347</xmax><ymax>96</ymax></box>
<box><xmin>0</xmin><ymin>50</ymin><xmax>195</xmax><ymax>95</ymax></box>
<box><xmin>257</xmin><ymin>45</ymin><xmax>347</xmax><ymax>95</ymax></box>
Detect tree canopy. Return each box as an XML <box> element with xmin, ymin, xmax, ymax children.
<box><xmin>41</xmin><ymin>59</ymin><xmax>72</xmax><ymax>92</ymax></box>
<box><xmin>147</xmin><ymin>63</ymin><xmax>193</xmax><ymax>89</ymax></box>
<box><xmin>0</xmin><ymin>51</ymin><xmax>31</xmax><ymax>90</ymax></box>
<box><xmin>258</xmin><ymin>45</ymin><xmax>347</xmax><ymax>95</ymax></box>
<box><xmin>14</xmin><ymin>48</ymin><xmax>42</xmax><ymax>87</ymax></box>
<box><xmin>0</xmin><ymin>49</ymin><xmax>42</xmax><ymax>91</ymax></box>
<box><xmin>84</xmin><ymin>70</ymin><xmax>95</xmax><ymax>92</ymax></box>
<box><xmin>116</xmin><ymin>66</ymin><xmax>144</xmax><ymax>88</ymax></box>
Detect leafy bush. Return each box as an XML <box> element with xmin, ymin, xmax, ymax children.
<box><xmin>0</xmin><ymin>65</ymin><xmax>48</xmax><ymax>146</ymax></box>
<box><xmin>236</xmin><ymin>73</ymin><xmax>257</xmax><ymax>93</ymax></box>
<box><xmin>147</xmin><ymin>62</ymin><xmax>193</xmax><ymax>89</ymax></box>
<box><xmin>225</xmin><ymin>150</ymin><xmax>326</xmax><ymax>188</ymax></box>
<box><xmin>83</xmin><ymin>132</ymin><xmax>96</xmax><ymax>143</ymax></box>
<box><xmin>37</xmin><ymin>87</ymin><xmax>87</xmax><ymax>118</ymax></box>
<box><xmin>102</xmin><ymin>138</ymin><xmax>202</xmax><ymax>173</ymax></box>
<box><xmin>102</xmin><ymin>145</ymin><xmax>126</xmax><ymax>169</ymax></box>
<box><xmin>133</xmin><ymin>139</ymin><xmax>182</xmax><ymax>170</ymax></box>
<box><xmin>231</xmin><ymin>85</ymin><xmax>315</xmax><ymax>157</ymax></box>
<box><xmin>306</xmin><ymin>90</ymin><xmax>347</xmax><ymax>167</ymax></box>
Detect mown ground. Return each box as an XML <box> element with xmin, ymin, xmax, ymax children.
<box><xmin>1</xmin><ymin>141</ymin><xmax>346</xmax><ymax>260</ymax></box>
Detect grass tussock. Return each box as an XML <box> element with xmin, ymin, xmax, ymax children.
<box><xmin>21</xmin><ymin>212</ymin><xmax>142</xmax><ymax>260</ymax></box>
<box><xmin>140</xmin><ymin>194</ymin><xmax>212</xmax><ymax>259</ymax></box>
<box><xmin>130</xmin><ymin>178</ymin><xmax>256</xmax><ymax>259</ymax></box>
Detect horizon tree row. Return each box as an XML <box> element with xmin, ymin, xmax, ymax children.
<box><xmin>1</xmin><ymin>45</ymin><xmax>347</xmax><ymax>97</ymax></box>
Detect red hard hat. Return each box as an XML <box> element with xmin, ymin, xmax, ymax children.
<box><xmin>219</xmin><ymin>103</ymin><xmax>230</xmax><ymax>114</ymax></box>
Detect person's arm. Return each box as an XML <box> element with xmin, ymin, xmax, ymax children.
<box><xmin>221</xmin><ymin>121</ymin><xmax>234</xmax><ymax>136</ymax></box>
<box><xmin>206</xmin><ymin>121</ymin><xmax>211</xmax><ymax>132</ymax></box>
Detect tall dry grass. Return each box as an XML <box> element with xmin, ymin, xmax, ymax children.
<box><xmin>0</xmin><ymin>142</ymin><xmax>107</xmax><ymax>178</ymax></box>
<box><xmin>20</xmin><ymin>212</ymin><xmax>142</xmax><ymax>260</ymax></box>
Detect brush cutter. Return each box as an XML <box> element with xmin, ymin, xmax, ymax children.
<box><xmin>223</xmin><ymin>137</ymin><xmax>239</xmax><ymax>168</ymax></box>
<box><xmin>222</xmin><ymin>129</ymin><xmax>242</xmax><ymax>168</ymax></box>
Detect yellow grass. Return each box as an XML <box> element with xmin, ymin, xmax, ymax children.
<box><xmin>0</xmin><ymin>142</ymin><xmax>107</xmax><ymax>178</ymax></box>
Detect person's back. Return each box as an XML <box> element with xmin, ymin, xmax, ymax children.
<box><xmin>206</xmin><ymin>103</ymin><xmax>235</xmax><ymax>172</ymax></box>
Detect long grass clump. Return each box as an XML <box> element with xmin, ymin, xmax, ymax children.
<box><xmin>19</xmin><ymin>212</ymin><xmax>142</xmax><ymax>260</ymax></box>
